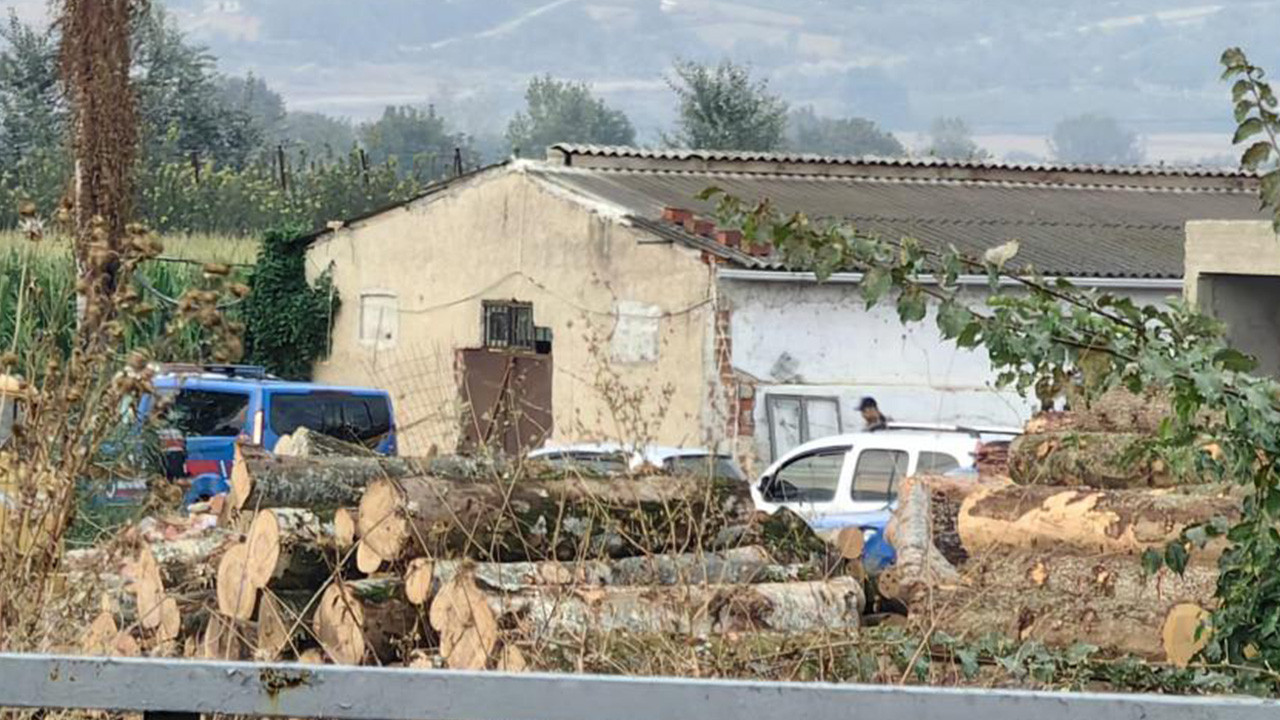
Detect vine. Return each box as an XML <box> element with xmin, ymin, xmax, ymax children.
<box><xmin>241</xmin><ymin>223</ymin><xmax>338</xmax><ymax>379</ymax></box>
<box><xmin>700</xmin><ymin>50</ymin><xmax>1280</xmax><ymax>674</ymax></box>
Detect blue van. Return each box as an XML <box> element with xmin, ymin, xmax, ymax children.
<box><xmin>137</xmin><ymin>364</ymin><xmax>397</xmax><ymax>482</ymax></box>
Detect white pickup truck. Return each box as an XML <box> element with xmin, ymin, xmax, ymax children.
<box><xmin>750</xmin><ymin>423</ymin><xmax>1019</xmax><ymax>570</ymax></box>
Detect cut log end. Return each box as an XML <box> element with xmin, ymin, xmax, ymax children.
<box><xmin>1163</xmin><ymin>603</ymin><xmax>1211</xmax><ymax>667</ymax></box>
<box><xmin>334</xmin><ymin>508</ymin><xmax>359</xmax><ymax>550</ymax></box>
<box><xmin>229</xmin><ymin>443</ymin><xmax>254</xmax><ymax>511</ymax></box>
<box><xmin>405</xmin><ymin>558</ymin><xmax>436</xmax><ymax>606</ymax></box>
<box><xmin>245</xmin><ymin>510</ymin><xmax>283</xmax><ymax>589</ymax></box>
<box><xmin>157</xmin><ymin>597</ymin><xmax>181</xmax><ymax>642</ymax></box>
<box><xmin>215</xmin><ymin>542</ymin><xmax>259</xmax><ymax>621</ymax></box>
<box><xmin>133</xmin><ymin>546</ymin><xmax>165</xmax><ymax>630</ymax></box>
<box><xmin>256</xmin><ymin>592</ymin><xmax>291</xmax><ymax>661</ymax></box>
<box><xmin>356</xmin><ymin>540</ymin><xmax>384</xmax><ymax>575</ymax></box>
<box><xmin>314</xmin><ymin>583</ymin><xmax>365</xmax><ymax>665</ymax></box>
<box><xmin>429</xmin><ymin>572</ymin><xmax>498</xmax><ymax>670</ymax></box>
<box><xmin>357</xmin><ymin>479</ymin><xmax>408</xmax><ymax>561</ymax></box>
<box><xmin>834</xmin><ymin>527</ymin><xmax>865</xmax><ymax>560</ymax></box>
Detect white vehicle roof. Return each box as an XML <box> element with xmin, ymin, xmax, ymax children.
<box><xmin>781</xmin><ymin>429</ymin><xmax>981</xmax><ymax>458</ymax></box>
<box><xmin>528</xmin><ymin>443</ymin><xmax>727</xmax><ymax>467</ymax></box>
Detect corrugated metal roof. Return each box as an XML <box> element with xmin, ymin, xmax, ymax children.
<box><xmin>530</xmin><ymin>153</ymin><xmax>1268</xmax><ymax>279</ymax></box>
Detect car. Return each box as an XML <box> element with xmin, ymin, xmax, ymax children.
<box><xmin>751</xmin><ymin>423</ymin><xmax>1020</xmax><ymax>572</ymax></box>
<box><xmin>124</xmin><ymin>364</ymin><xmax>397</xmax><ymax>499</ymax></box>
<box><xmin>528</xmin><ymin>443</ymin><xmax>746</xmax><ymax>481</ymax></box>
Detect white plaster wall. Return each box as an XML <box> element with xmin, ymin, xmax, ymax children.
<box><xmin>719</xmin><ymin>278</ymin><xmax>1175</xmax><ymax>463</ymax></box>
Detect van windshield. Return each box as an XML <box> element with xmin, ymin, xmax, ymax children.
<box><xmin>269</xmin><ymin>392</ymin><xmax>391</xmax><ymax>447</ymax></box>
<box><xmin>160</xmin><ymin>389</ymin><xmax>251</xmax><ymax>437</ymax></box>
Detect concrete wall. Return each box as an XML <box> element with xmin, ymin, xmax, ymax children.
<box><xmin>718</xmin><ymin>277</ymin><xmax>1176</xmax><ymax>464</ymax></box>
<box><xmin>306</xmin><ymin>167</ymin><xmax>718</xmax><ymax>455</ymax></box>
<box><xmin>1185</xmin><ymin>218</ymin><xmax>1280</xmax><ymax>378</ymax></box>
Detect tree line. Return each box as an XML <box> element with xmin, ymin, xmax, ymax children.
<box><xmin>0</xmin><ymin>6</ymin><xmax>1148</xmax><ymax>237</ymax></box>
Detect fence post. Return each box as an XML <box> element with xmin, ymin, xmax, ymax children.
<box><xmin>277</xmin><ymin>144</ymin><xmax>289</xmax><ymax>193</ymax></box>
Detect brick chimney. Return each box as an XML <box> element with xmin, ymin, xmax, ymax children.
<box><xmin>684</xmin><ymin>218</ymin><xmax>715</xmax><ymax>237</ymax></box>
<box><xmin>714</xmin><ymin>229</ymin><xmax>742</xmax><ymax>249</ymax></box>
<box><xmin>662</xmin><ymin>206</ymin><xmax>693</xmax><ymax>225</ymax></box>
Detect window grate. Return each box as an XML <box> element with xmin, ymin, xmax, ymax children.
<box><xmin>483</xmin><ymin>300</ymin><xmax>536</xmax><ymax>350</ymax></box>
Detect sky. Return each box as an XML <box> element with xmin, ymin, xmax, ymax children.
<box><xmin>6</xmin><ymin>0</ymin><xmax>1280</xmax><ymax>164</ymax></box>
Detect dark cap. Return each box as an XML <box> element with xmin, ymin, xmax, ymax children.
<box><xmin>858</xmin><ymin>396</ymin><xmax>878</xmax><ymax>411</ymax></box>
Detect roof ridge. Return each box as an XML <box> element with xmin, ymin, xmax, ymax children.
<box><xmin>549</xmin><ymin>143</ymin><xmax>1255</xmax><ymax>181</ymax></box>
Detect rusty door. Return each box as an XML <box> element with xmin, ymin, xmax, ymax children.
<box><xmin>457</xmin><ymin>349</ymin><xmax>552</xmax><ymax>456</ymax></box>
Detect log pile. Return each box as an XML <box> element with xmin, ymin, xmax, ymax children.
<box><xmin>881</xmin><ymin>388</ymin><xmax>1239</xmax><ymax>666</ymax></box>
<box><xmin>77</xmin><ymin>439</ymin><xmax>862</xmax><ymax>670</ymax></box>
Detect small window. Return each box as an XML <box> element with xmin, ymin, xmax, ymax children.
<box><xmin>919</xmin><ymin>451</ymin><xmax>962</xmax><ymax>475</ymax></box>
<box><xmin>851</xmin><ymin>449</ymin><xmax>908</xmax><ymax>502</ymax></box>
<box><xmin>765</xmin><ymin>394</ymin><xmax>843</xmax><ymax>459</ymax></box>
<box><xmin>483</xmin><ymin>300</ymin><xmax>535</xmax><ymax>350</ymax></box>
<box><xmin>764</xmin><ymin>449</ymin><xmax>848</xmax><ymax>503</ymax></box>
<box><xmin>359</xmin><ymin>292</ymin><xmax>398</xmax><ymax>346</ymax></box>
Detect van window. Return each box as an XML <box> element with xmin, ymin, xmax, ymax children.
<box><xmin>851</xmin><ymin>449</ymin><xmax>908</xmax><ymax>502</ymax></box>
<box><xmin>163</xmin><ymin>390</ymin><xmax>250</xmax><ymax>437</ymax></box>
<box><xmin>269</xmin><ymin>392</ymin><xmax>391</xmax><ymax>447</ymax></box>
<box><xmin>765</xmin><ymin>449</ymin><xmax>847</xmax><ymax>503</ymax></box>
<box><xmin>919</xmin><ymin>451</ymin><xmax>962</xmax><ymax>475</ymax></box>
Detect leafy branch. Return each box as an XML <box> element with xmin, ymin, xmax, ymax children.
<box><xmin>702</xmin><ymin>183</ymin><xmax>1280</xmax><ymax>676</ymax></box>
<box><xmin>1222</xmin><ymin>47</ymin><xmax>1280</xmax><ymax>231</ymax></box>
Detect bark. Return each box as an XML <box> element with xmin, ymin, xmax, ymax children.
<box><xmin>356</xmin><ymin>474</ymin><xmax>756</xmax><ymax>566</ymax></box>
<box><xmin>410</xmin><ymin>547</ymin><xmax>813</xmax><ymax>599</ymax></box>
<box><xmin>879</xmin><ymin>475</ymin><xmax>968</xmax><ymax>604</ymax></box>
<box><xmin>1008</xmin><ymin>432</ymin><xmax>1192</xmax><ymax>488</ymax></box>
<box><xmin>916</xmin><ymin>550</ymin><xmax>1216</xmax><ymax>661</ymax></box>
<box><xmin>474</xmin><ymin>576</ymin><xmax>864</xmax><ymax>638</ymax></box>
<box><xmin>229</xmin><ymin>447</ymin><xmax>540</xmax><ymax>513</ymax></box>
<box><xmin>1026</xmin><ymin>388</ymin><xmax>1171</xmax><ymax>435</ymax></box>
<box><xmin>957</xmin><ymin>484</ymin><xmax>1238</xmax><ymax>557</ymax></box>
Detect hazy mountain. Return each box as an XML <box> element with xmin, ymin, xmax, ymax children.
<box><xmin>7</xmin><ymin>0</ymin><xmax>1280</xmax><ymax>160</ymax></box>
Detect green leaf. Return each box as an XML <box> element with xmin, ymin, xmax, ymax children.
<box><xmin>897</xmin><ymin>287</ymin><xmax>928</xmax><ymax>323</ymax></box>
<box><xmin>1241</xmin><ymin>141</ymin><xmax>1273</xmax><ymax>170</ymax></box>
<box><xmin>956</xmin><ymin>648</ymin><xmax>980</xmax><ymax>679</ymax></box>
<box><xmin>861</xmin><ymin>267</ymin><xmax>892</xmax><ymax>308</ymax></box>
<box><xmin>1234</xmin><ymin>118</ymin><xmax>1265</xmax><ymax>144</ymax></box>
<box><xmin>956</xmin><ymin>321</ymin><xmax>982</xmax><ymax>348</ymax></box>
<box><xmin>1213</xmin><ymin>347</ymin><xmax>1258</xmax><ymax>372</ymax></box>
<box><xmin>1165</xmin><ymin>541</ymin><xmax>1189</xmax><ymax>575</ymax></box>
<box><xmin>696</xmin><ymin>186</ymin><xmax>723</xmax><ymax>201</ymax></box>
<box><xmin>1261</xmin><ymin>169</ymin><xmax>1280</xmax><ymax>209</ymax></box>
<box><xmin>1221</xmin><ymin>47</ymin><xmax>1247</xmax><ymax>71</ymax></box>
<box><xmin>1234</xmin><ymin>79</ymin><xmax>1253</xmax><ymax>102</ymax></box>
<box><xmin>936</xmin><ymin>298</ymin><xmax>971</xmax><ymax>339</ymax></box>
<box><xmin>1141</xmin><ymin>548</ymin><xmax>1164</xmax><ymax>575</ymax></box>
<box><xmin>1185</xmin><ymin>525</ymin><xmax>1209</xmax><ymax>548</ymax></box>
<box><xmin>1236</xmin><ymin>99</ymin><xmax>1257</xmax><ymax>123</ymax></box>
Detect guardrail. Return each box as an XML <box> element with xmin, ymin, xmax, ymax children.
<box><xmin>0</xmin><ymin>653</ymin><xmax>1276</xmax><ymax>720</ymax></box>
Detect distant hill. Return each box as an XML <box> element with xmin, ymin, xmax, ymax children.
<box><xmin>11</xmin><ymin>0</ymin><xmax>1280</xmax><ymax>153</ymax></box>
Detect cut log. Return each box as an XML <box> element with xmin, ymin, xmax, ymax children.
<box><xmin>1163</xmin><ymin>604</ymin><xmax>1211</xmax><ymax>668</ymax></box>
<box><xmin>421</xmin><ymin>547</ymin><xmax>809</xmax><ymax>595</ymax></box>
<box><xmin>256</xmin><ymin>592</ymin><xmax>292</xmax><ymax>661</ymax></box>
<box><xmin>215</xmin><ymin>542</ymin><xmax>259</xmax><ymax>621</ymax></box>
<box><xmin>274</xmin><ymin>427</ymin><xmax>377</xmax><ymax>458</ymax></box>
<box><xmin>429</xmin><ymin>572</ymin><xmax>500</xmax><ymax>670</ymax></box>
<box><xmin>916</xmin><ymin>550</ymin><xmax>1216</xmax><ymax>660</ymax></box>
<box><xmin>200</xmin><ymin>613</ymin><xmax>254</xmax><ymax>660</ymax></box>
<box><xmin>468</xmin><ymin>576</ymin><xmax>864</xmax><ymax>639</ymax></box>
<box><xmin>1026</xmin><ymin>388</ymin><xmax>1170</xmax><ymax>435</ymax></box>
<box><xmin>156</xmin><ymin>597</ymin><xmax>181</xmax><ymax>642</ymax></box>
<box><xmin>358</xmin><ymin>474</ymin><xmax>754</xmax><ymax>565</ymax></box>
<box><xmin>313</xmin><ymin>579</ymin><xmax>421</xmax><ymax>665</ymax></box>
<box><xmin>230</xmin><ymin>448</ymin><xmax>524</xmax><ymax>513</ymax></box>
<box><xmin>879</xmin><ymin>475</ymin><xmax>973</xmax><ymax>603</ymax></box>
<box><xmin>129</xmin><ymin>547</ymin><xmax>166</xmax><ymax>630</ymax></box>
<box><xmin>82</xmin><ymin>612</ymin><xmax>136</xmax><ymax>657</ymax></box>
<box><xmin>957</xmin><ymin>485</ymin><xmax>1238</xmax><ymax>557</ymax></box>
<box><xmin>1008</xmin><ymin>432</ymin><xmax>1192</xmax><ymax>488</ymax></box>
<box><xmin>334</xmin><ymin>508</ymin><xmax>359</xmax><ymax>550</ymax></box>
<box><xmin>244</xmin><ymin>508</ymin><xmax>332</xmax><ymax>589</ymax></box>
<box><xmin>356</xmin><ymin>540</ymin><xmax>384</xmax><ymax>575</ymax></box>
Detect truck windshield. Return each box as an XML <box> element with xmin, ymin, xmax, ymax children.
<box><xmin>269</xmin><ymin>392</ymin><xmax>391</xmax><ymax>447</ymax></box>
<box><xmin>160</xmin><ymin>389</ymin><xmax>250</xmax><ymax>437</ymax></box>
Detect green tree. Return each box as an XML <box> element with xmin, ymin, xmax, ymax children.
<box><xmin>0</xmin><ymin>10</ymin><xmax>64</xmax><ymax>166</ymax></box>
<box><xmin>359</xmin><ymin>105</ymin><xmax>471</xmax><ymax>179</ymax></box>
<box><xmin>927</xmin><ymin>116</ymin><xmax>989</xmax><ymax>160</ymax></box>
<box><xmin>218</xmin><ymin>73</ymin><xmax>287</xmax><ymax>149</ymax></box>
<box><xmin>506</xmin><ymin>75</ymin><xmax>635</xmax><ymax>158</ymax></box>
<box><xmin>786</xmin><ymin>106</ymin><xmax>904</xmax><ymax>157</ymax></box>
<box><xmin>282</xmin><ymin>111</ymin><xmax>357</xmax><ymax>156</ymax></box>
<box><xmin>666</xmin><ymin>59</ymin><xmax>788</xmax><ymax>152</ymax></box>
<box><xmin>1050</xmin><ymin>114</ymin><xmax>1144</xmax><ymax>164</ymax></box>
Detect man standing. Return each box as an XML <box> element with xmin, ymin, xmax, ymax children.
<box><xmin>859</xmin><ymin>397</ymin><xmax>890</xmax><ymax>431</ymax></box>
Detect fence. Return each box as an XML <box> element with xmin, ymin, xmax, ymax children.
<box><xmin>0</xmin><ymin>653</ymin><xmax>1276</xmax><ymax>720</ymax></box>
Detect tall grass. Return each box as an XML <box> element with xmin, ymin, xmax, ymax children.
<box><xmin>0</xmin><ymin>239</ymin><xmax>252</xmax><ymax>364</ymax></box>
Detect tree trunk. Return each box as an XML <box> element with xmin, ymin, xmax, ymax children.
<box><xmin>464</xmin><ymin>575</ymin><xmax>864</xmax><ymax>639</ymax></box>
<box><xmin>1025</xmin><ymin>388</ymin><xmax>1171</xmax><ymax>435</ymax></box>
<box><xmin>229</xmin><ymin>446</ymin><xmax>527</xmax><ymax>513</ymax></box>
<box><xmin>1008</xmin><ymin>432</ymin><xmax>1195</xmax><ymax>488</ymax></box>
<box><xmin>957</xmin><ymin>484</ymin><xmax>1238</xmax><ymax>557</ymax></box>
<box><xmin>916</xmin><ymin>550</ymin><xmax>1216</xmax><ymax>661</ymax></box>
<box><xmin>356</xmin><ymin>474</ymin><xmax>755</xmax><ymax>567</ymax></box>
<box><xmin>879</xmin><ymin>475</ymin><xmax>968</xmax><ymax>604</ymax></box>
